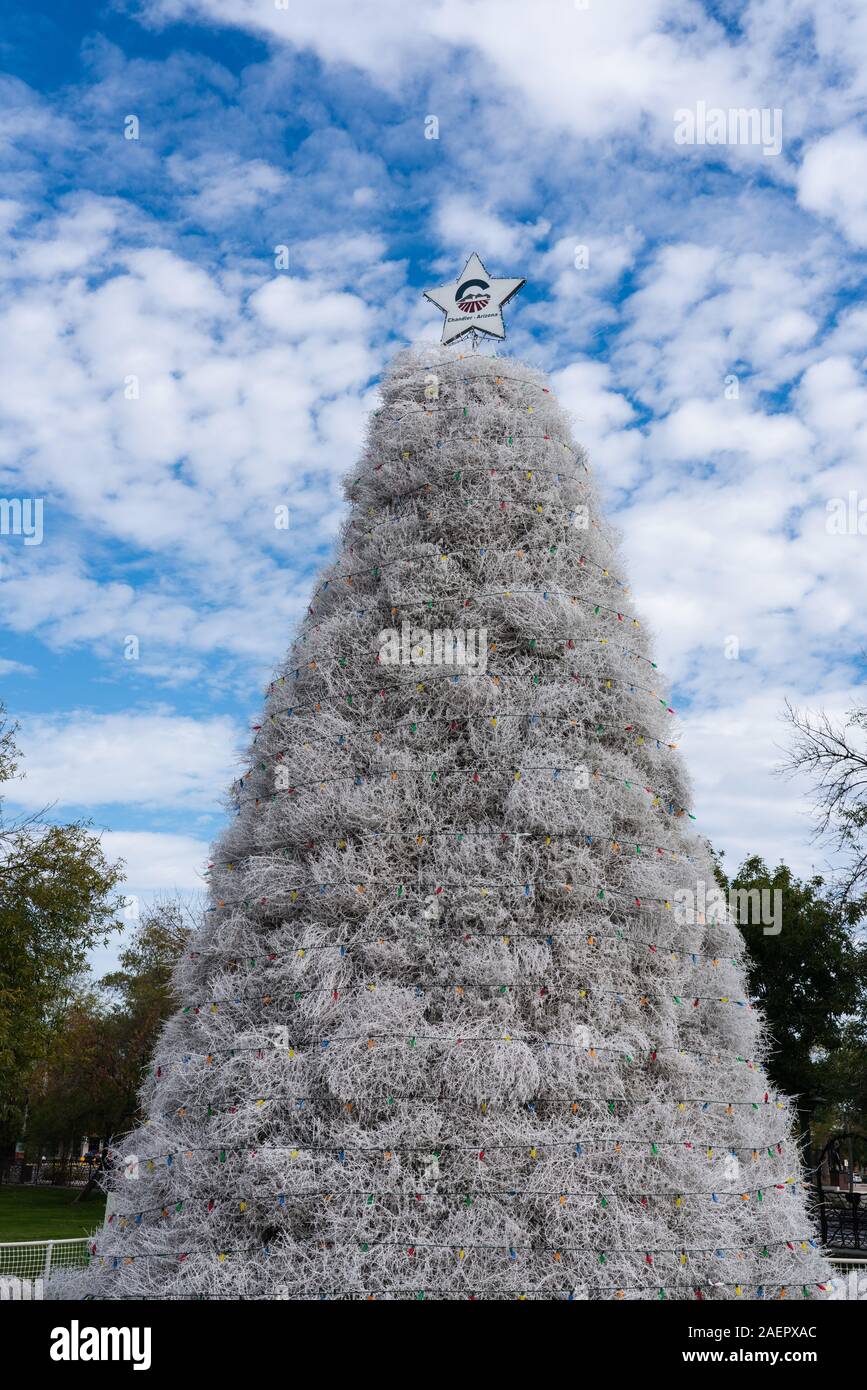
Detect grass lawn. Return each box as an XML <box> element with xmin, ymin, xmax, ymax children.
<box><xmin>0</xmin><ymin>1184</ymin><xmax>106</xmax><ymax>1242</ymax></box>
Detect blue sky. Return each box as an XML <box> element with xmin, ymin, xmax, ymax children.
<box><xmin>2</xmin><ymin>0</ymin><xmax>867</xmax><ymax>973</ymax></box>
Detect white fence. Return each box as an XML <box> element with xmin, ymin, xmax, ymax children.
<box><xmin>0</xmin><ymin>1237</ymin><xmax>89</xmax><ymax>1300</ymax></box>
<box><xmin>827</xmin><ymin>1257</ymin><xmax>867</xmax><ymax>1301</ymax></box>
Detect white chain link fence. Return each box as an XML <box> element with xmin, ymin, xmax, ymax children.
<box><xmin>0</xmin><ymin>1238</ymin><xmax>89</xmax><ymax>1300</ymax></box>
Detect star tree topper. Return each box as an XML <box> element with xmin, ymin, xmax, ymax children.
<box><xmin>423</xmin><ymin>252</ymin><xmax>525</xmax><ymax>346</ymax></box>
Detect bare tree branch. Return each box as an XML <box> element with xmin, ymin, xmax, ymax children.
<box><xmin>780</xmin><ymin>699</ymin><xmax>867</xmax><ymax>902</ymax></box>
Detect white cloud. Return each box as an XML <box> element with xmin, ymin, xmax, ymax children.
<box><xmin>797</xmin><ymin>355</ymin><xmax>867</xmax><ymax>455</ymax></box>
<box><xmin>615</xmin><ymin>241</ymin><xmax>827</xmax><ymax>412</ymax></box>
<box><xmin>433</xmin><ymin>198</ymin><xmax>549</xmax><ymax>263</ymax></box>
<box><xmin>798</xmin><ymin>127</ymin><xmax>867</xmax><ymax>246</ymax></box>
<box><xmin>138</xmin><ymin>0</ymin><xmax>867</xmax><ymax>176</ymax></box>
<box><xmin>8</xmin><ymin>710</ymin><xmax>240</xmax><ymax>811</ymax></box>
<box><xmin>0</xmin><ymin>194</ymin><xmax>126</xmax><ymax>282</ymax></box>
<box><xmin>0</xmin><ymin>198</ymin><xmax>383</xmax><ymax>673</ymax></box>
<box><xmin>681</xmin><ymin>686</ymin><xmax>862</xmax><ymax>879</ymax></box>
<box><xmin>6</xmin><ymin>0</ymin><xmax>867</xmax><ymax>906</ymax></box>
<box><xmin>99</xmin><ymin>830</ymin><xmax>210</xmax><ymax>890</ymax></box>
<box><xmin>551</xmin><ymin>359</ymin><xmax>641</xmax><ymax>491</ymax></box>
<box><xmin>141</xmin><ymin>0</ymin><xmax>441</xmax><ymax>80</ymax></box>
<box><xmin>648</xmin><ymin>398</ymin><xmax>811</xmax><ymax>466</ymax></box>
<box><xmin>250</xmin><ymin>275</ymin><xmax>372</xmax><ymax>341</ymax></box>
<box><xmin>166</xmin><ymin>152</ymin><xmax>291</xmax><ymax>224</ymax></box>
<box><xmin>0</xmin><ymin>657</ymin><xmax>36</xmax><ymax>677</ymax></box>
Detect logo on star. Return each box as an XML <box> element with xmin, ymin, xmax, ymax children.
<box><xmin>423</xmin><ymin>253</ymin><xmax>525</xmax><ymax>345</ymax></box>
<box><xmin>456</xmin><ymin>279</ymin><xmax>491</xmax><ymax>313</ymax></box>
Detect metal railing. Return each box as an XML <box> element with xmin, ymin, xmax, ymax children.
<box><xmin>815</xmin><ymin>1188</ymin><xmax>866</xmax><ymax>1252</ymax></box>
<box><xmin>0</xmin><ymin>1159</ymin><xmax>91</xmax><ymax>1188</ymax></box>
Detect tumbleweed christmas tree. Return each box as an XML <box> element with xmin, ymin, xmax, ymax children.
<box><xmin>63</xmin><ymin>258</ymin><xmax>831</xmax><ymax>1300</ymax></box>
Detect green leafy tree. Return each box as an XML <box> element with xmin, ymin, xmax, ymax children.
<box><xmin>810</xmin><ymin>1022</ymin><xmax>867</xmax><ymax>1167</ymax></box>
<box><xmin>100</xmin><ymin>897</ymin><xmax>192</xmax><ymax>1020</ymax></box>
<box><xmin>715</xmin><ymin>854</ymin><xmax>867</xmax><ymax>1157</ymax></box>
<box><xmin>24</xmin><ymin>995</ymin><xmax>123</xmax><ymax>1164</ymax></box>
<box><xmin>0</xmin><ymin>703</ymin><xmax>125</xmax><ymax>1152</ymax></box>
<box><xmin>96</xmin><ymin>898</ymin><xmax>193</xmax><ymax>1132</ymax></box>
<box><xmin>26</xmin><ymin>900</ymin><xmax>193</xmax><ymax>1159</ymax></box>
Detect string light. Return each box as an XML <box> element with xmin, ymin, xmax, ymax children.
<box><xmin>186</xmin><ymin>929</ymin><xmax>742</xmax><ymax>968</ymax></box>
<box><xmin>74</xmin><ymin>351</ymin><xmax>829</xmax><ymax>1303</ymax></box>
<box><xmin>215</xmin><ymin>826</ymin><xmax>699</xmax><ymax>861</ymax></box>
<box><xmin>103</xmin><ymin>1195</ymin><xmax>817</xmax><ymax>1255</ymax></box>
<box><xmin>81</xmin><ymin>1283</ymin><xmax>830</xmax><ymax>1301</ymax></box>
<box><xmin>157</xmin><ymin>1088</ymin><xmax>786</xmax><ymax>1115</ymax></box>
<box><xmin>349</xmin><ymin>446</ymin><xmax>589</xmax><ymax>491</ymax></box>
<box><xmin>302</xmin><ymin>588</ymin><xmax>646</xmax><ymax>632</ymax></box>
<box><xmin>205</xmin><ymin>880</ymin><xmax>701</xmax><ymax>912</ymax></box>
<box><xmin>105</xmin><ymin>1144</ymin><xmax>804</xmax><ymax>1187</ymax></box>
<box><xmin>305</xmin><ymin>546</ymin><xmax>629</xmax><ymax>597</ymax></box>
<box><xmin>345</xmin><ymin>498</ymin><xmax>610</xmax><ymax>543</ymax></box>
<box><xmin>179</xmin><ymin>983</ymin><xmax>753</xmax><ymax>1012</ymax></box>
<box><xmin>289</xmin><ymin>635</ymin><xmax>654</xmax><ymax>679</ymax></box>
<box><xmin>146</xmin><ymin>1041</ymin><xmax>768</xmax><ymax>1068</ymax></box>
<box><xmin>272</xmin><ymin>680</ymin><xmax>675</xmax><ymax>720</ymax></box>
<box><xmin>375</xmin><ymin>379</ymin><xmax>558</xmax><ymax>428</ymax></box>
<box><xmin>231</xmin><ymin>760</ymin><xmax>696</xmax><ymax>821</ymax></box>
